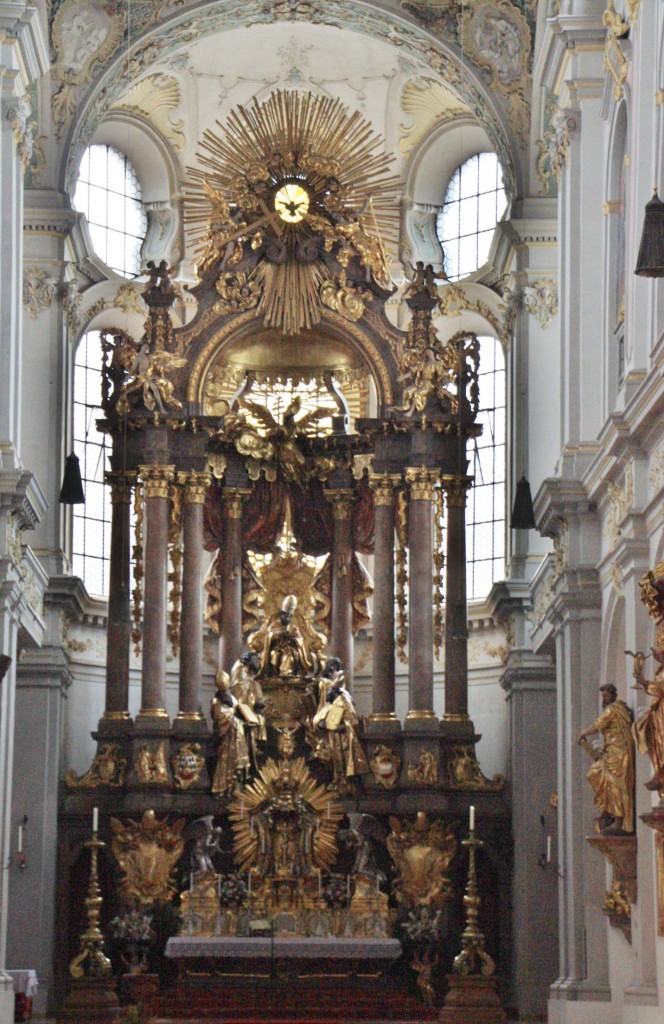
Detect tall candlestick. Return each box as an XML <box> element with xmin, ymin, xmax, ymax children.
<box><xmin>546</xmin><ymin>835</ymin><xmax>552</xmax><ymax>863</ymax></box>
<box><xmin>469</xmin><ymin>805</ymin><xmax>475</xmax><ymax>832</ymax></box>
<box><xmin>17</xmin><ymin>825</ymin><xmax>23</xmax><ymax>855</ymax></box>
<box><xmin>190</xmin><ymin>871</ymin><xmax>193</xmax><ymax>892</ymax></box>
<box><xmin>247</xmin><ymin>872</ymin><xmax>252</xmax><ymax>900</ymax></box>
<box><xmin>92</xmin><ymin>807</ymin><xmax>99</xmax><ymax>834</ymax></box>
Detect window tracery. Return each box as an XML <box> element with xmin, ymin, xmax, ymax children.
<box><xmin>73</xmin><ymin>144</ymin><xmax>147</xmax><ymax>278</ymax></box>
<box><xmin>436</xmin><ymin>152</ymin><xmax>507</xmax><ymax>281</ymax></box>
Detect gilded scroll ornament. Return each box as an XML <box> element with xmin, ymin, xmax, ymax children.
<box><xmin>64</xmin><ymin>745</ymin><xmax>127</xmax><ymax>789</ymax></box>
<box><xmin>387</xmin><ymin>813</ymin><xmax>456</xmax><ymax>909</ymax></box>
<box><xmin>535</xmin><ymin>97</ymin><xmax>574</xmax><ymax>195</ymax></box>
<box><xmin>603</xmin><ymin>1</ymin><xmax>630</xmax><ymax>102</ymax></box>
<box><xmin>214</xmin><ymin>270</ymin><xmax>262</xmax><ymax>314</ymax></box>
<box><xmin>369</xmin><ymin>745</ymin><xmax>401</xmax><ymax>789</ymax></box>
<box><xmin>444</xmin><ymin>744</ymin><xmax>505</xmax><ymax>792</ymax></box>
<box><xmin>406</xmin><ymin>750</ymin><xmax>438</xmax><ymax>785</ymax></box>
<box><xmin>171</xmin><ymin>743</ymin><xmax>206</xmax><ymax>790</ymax></box>
<box><xmin>110</xmin><ymin>810</ymin><xmax>185</xmax><ymax>906</ymax></box>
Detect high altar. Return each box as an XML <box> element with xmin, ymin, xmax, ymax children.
<box><xmin>57</xmin><ymin>91</ymin><xmax>509</xmax><ymax>1021</ymax></box>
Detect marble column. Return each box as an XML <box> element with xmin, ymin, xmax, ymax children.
<box><xmin>441</xmin><ymin>475</ymin><xmax>472</xmax><ymax>727</ymax></box>
<box><xmin>102</xmin><ymin>471</ymin><xmax>134</xmax><ymax>724</ymax></box>
<box><xmin>137</xmin><ymin>464</ymin><xmax>174</xmax><ymax>720</ymax></box>
<box><xmin>405</xmin><ymin>468</ymin><xmax>437</xmax><ymax>722</ymax></box>
<box><xmin>176</xmin><ymin>471</ymin><xmax>210</xmax><ymax>722</ymax></box>
<box><xmin>368</xmin><ymin>474</ymin><xmax>400</xmax><ymax>722</ymax></box>
<box><xmin>218</xmin><ymin>488</ymin><xmax>247</xmax><ymax>673</ymax></box>
<box><xmin>327</xmin><ymin>489</ymin><xmax>355</xmax><ymax>686</ymax></box>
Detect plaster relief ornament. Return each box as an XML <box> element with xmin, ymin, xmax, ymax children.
<box><xmin>110</xmin><ymin>810</ymin><xmax>185</xmax><ymax>906</ymax></box>
<box><xmin>370</xmin><ymin>744</ymin><xmax>401</xmax><ymax>789</ymax></box>
<box><xmin>23</xmin><ymin>267</ymin><xmax>57</xmax><ymax>319</ymax></box>
<box><xmin>459</xmin><ymin>0</ymin><xmax>531</xmax><ymax>146</ymax></box>
<box><xmin>387</xmin><ymin>812</ymin><xmax>456</xmax><ymax>909</ymax></box>
<box><xmin>185</xmin><ymin>90</ymin><xmax>399</xmax><ymax>334</ymax></box>
<box><xmin>51</xmin><ymin>1</ymin><xmax>126</xmax><ymax>135</ymax></box>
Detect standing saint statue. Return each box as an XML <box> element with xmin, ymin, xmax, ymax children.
<box><xmin>630</xmin><ymin>650</ymin><xmax>664</xmax><ymax>795</ymax></box>
<box><xmin>578</xmin><ymin>684</ymin><xmax>635</xmax><ymax>834</ymax></box>
<box><xmin>210</xmin><ymin>670</ymin><xmax>250</xmax><ymax>795</ymax></box>
<box><xmin>312</xmin><ymin>658</ymin><xmax>369</xmax><ymax>790</ymax></box>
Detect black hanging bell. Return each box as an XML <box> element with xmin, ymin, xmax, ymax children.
<box><xmin>635</xmin><ymin>189</ymin><xmax>664</xmax><ymax>277</ymax></box>
<box><xmin>59</xmin><ymin>452</ymin><xmax>85</xmax><ymax>504</ymax></box>
<box><xmin>510</xmin><ymin>474</ymin><xmax>537</xmax><ymax>530</ymax></box>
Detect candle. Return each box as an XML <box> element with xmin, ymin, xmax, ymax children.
<box><xmin>346</xmin><ymin>875</ymin><xmax>350</xmax><ymax>901</ymax></box>
<box><xmin>546</xmin><ymin>835</ymin><xmax>552</xmax><ymax>863</ymax></box>
<box><xmin>240</xmin><ymin>801</ymin><xmax>245</xmax><ymax>819</ymax></box>
<box><xmin>190</xmin><ymin>871</ymin><xmax>194</xmax><ymax>892</ymax></box>
<box><xmin>469</xmin><ymin>805</ymin><xmax>475</xmax><ymax>832</ymax></box>
<box><xmin>327</xmin><ymin>801</ymin><xmax>330</xmax><ymax>819</ymax></box>
<box><xmin>217</xmin><ymin>874</ymin><xmax>221</xmax><ymax>897</ymax></box>
<box><xmin>247</xmin><ymin>873</ymin><xmax>252</xmax><ymax>899</ymax></box>
<box><xmin>17</xmin><ymin>825</ymin><xmax>23</xmax><ymax>855</ymax></box>
<box><xmin>318</xmin><ymin>871</ymin><xmax>322</xmax><ymax>897</ymax></box>
<box><xmin>92</xmin><ymin>807</ymin><xmax>99</xmax><ymax>834</ymax></box>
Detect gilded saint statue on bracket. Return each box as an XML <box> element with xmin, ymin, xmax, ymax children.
<box><xmin>579</xmin><ymin>683</ymin><xmax>635</xmax><ymax>834</ymax></box>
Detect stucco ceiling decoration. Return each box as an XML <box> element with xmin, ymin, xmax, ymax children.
<box><xmin>399</xmin><ymin>77</ymin><xmax>470</xmax><ymax>157</ymax></box>
<box><xmin>112</xmin><ymin>74</ymin><xmax>186</xmax><ymax>152</ymax></box>
<box><xmin>64</xmin><ymin>0</ymin><xmax>518</xmax><ymax>196</ymax></box>
<box><xmin>185</xmin><ymin>89</ymin><xmax>399</xmax><ymax>334</ymax></box>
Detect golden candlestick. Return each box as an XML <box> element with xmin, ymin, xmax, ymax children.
<box><xmin>452</xmin><ymin>828</ymin><xmax>496</xmax><ymax>977</ymax></box>
<box><xmin>69</xmin><ymin>835</ymin><xmax>112</xmax><ymax>979</ymax></box>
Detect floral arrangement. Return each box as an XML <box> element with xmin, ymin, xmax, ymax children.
<box><xmin>217</xmin><ymin>874</ymin><xmax>248</xmax><ymax>906</ymax></box>
<box><xmin>321</xmin><ymin>874</ymin><xmax>350</xmax><ymax>909</ymax></box>
<box><xmin>401</xmin><ymin>906</ymin><xmax>442</xmax><ymax>947</ymax></box>
<box><xmin>109</xmin><ymin>909</ymin><xmax>154</xmax><ymax>943</ymax></box>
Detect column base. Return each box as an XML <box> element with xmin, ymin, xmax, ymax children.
<box><xmin>366</xmin><ymin>714</ymin><xmax>402</xmax><ymax>737</ymax></box>
<box><xmin>0</xmin><ymin>971</ymin><xmax>13</xmax><ymax>1024</ymax></box>
<box><xmin>439</xmin><ymin>713</ymin><xmax>476</xmax><ymax>741</ymax></box>
<box><xmin>404</xmin><ymin>709</ymin><xmax>438</xmax><ymax>730</ymax></box>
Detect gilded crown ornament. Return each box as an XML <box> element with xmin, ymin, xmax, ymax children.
<box><xmin>186</xmin><ymin>90</ymin><xmax>399</xmax><ymax>334</ymax></box>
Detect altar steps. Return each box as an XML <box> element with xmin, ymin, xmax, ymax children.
<box><xmin>147</xmin><ymin>982</ymin><xmax>439</xmax><ymax>1024</ymax></box>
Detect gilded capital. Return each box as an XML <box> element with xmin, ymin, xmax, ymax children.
<box><xmin>178</xmin><ymin>470</ymin><xmax>211</xmax><ymax>504</ymax></box>
<box><xmin>326</xmin><ymin>488</ymin><xmax>355</xmax><ymax>519</ymax></box>
<box><xmin>222</xmin><ymin>487</ymin><xmax>249</xmax><ymax>519</ymax></box>
<box><xmin>405</xmin><ymin>467</ymin><xmax>438</xmax><ymax>502</ymax></box>
<box><xmin>440</xmin><ymin>474</ymin><xmax>472</xmax><ymax>508</ymax></box>
<box><xmin>139</xmin><ymin>464</ymin><xmax>175</xmax><ymax>499</ymax></box>
<box><xmin>105</xmin><ymin>470</ymin><xmax>136</xmax><ymax>504</ymax></box>
<box><xmin>369</xmin><ymin>473</ymin><xmax>401</xmax><ymax>506</ymax></box>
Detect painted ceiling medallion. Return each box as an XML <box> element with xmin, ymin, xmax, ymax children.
<box><xmin>186</xmin><ymin>90</ymin><xmax>399</xmax><ymax>334</ymax></box>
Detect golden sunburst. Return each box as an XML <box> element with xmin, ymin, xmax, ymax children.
<box><xmin>186</xmin><ymin>90</ymin><xmax>399</xmax><ymax>334</ymax></box>
<box><xmin>228</xmin><ymin>757</ymin><xmax>344</xmax><ymax>874</ymax></box>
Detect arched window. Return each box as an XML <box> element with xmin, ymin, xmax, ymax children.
<box><xmin>72</xmin><ymin>330</ymin><xmax>112</xmax><ymax>597</ymax></box>
<box><xmin>436</xmin><ymin>152</ymin><xmax>507</xmax><ymax>281</ymax></box>
<box><xmin>73</xmin><ymin>145</ymin><xmax>147</xmax><ymax>277</ymax></box>
<box><xmin>466</xmin><ymin>336</ymin><xmax>506</xmax><ymax>599</ymax></box>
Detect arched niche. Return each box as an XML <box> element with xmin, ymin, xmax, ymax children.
<box><xmin>600</xmin><ymin>590</ymin><xmax>627</xmax><ymax>700</ymax></box>
<box><xmin>185</xmin><ymin>311</ymin><xmax>394</xmax><ymax>414</ymax></box>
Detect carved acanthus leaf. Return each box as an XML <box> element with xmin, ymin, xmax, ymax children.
<box><xmin>399</xmin><ymin>78</ymin><xmax>468</xmax><ymax>157</ymax></box>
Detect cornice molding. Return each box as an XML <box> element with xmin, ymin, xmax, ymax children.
<box><xmin>0</xmin><ymin>2</ymin><xmax>49</xmax><ymax>92</ymax></box>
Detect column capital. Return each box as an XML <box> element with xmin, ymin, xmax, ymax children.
<box><xmin>326</xmin><ymin>488</ymin><xmax>355</xmax><ymax>519</ymax></box>
<box><xmin>139</xmin><ymin>464</ymin><xmax>175</xmax><ymax>499</ymax></box>
<box><xmin>177</xmin><ymin>470</ymin><xmax>211</xmax><ymax>504</ymax></box>
<box><xmin>406</xmin><ymin>467</ymin><xmax>438</xmax><ymax>501</ymax></box>
<box><xmin>440</xmin><ymin>474</ymin><xmax>472</xmax><ymax>507</ymax></box>
<box><xmin>369</xmin><ymin>473</ymin><xmax>401</xmax><ymax>506</ymax></box>
<box><xmin>105</xmin><ymin>470</ymin><xmax>136</xmax><ymax>504</ymax></box>
<box><xmin>221</xmin><ymin>487</ymin><xmax>250</xmax><ymax>519</ymax></box>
